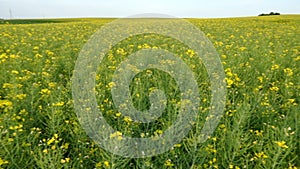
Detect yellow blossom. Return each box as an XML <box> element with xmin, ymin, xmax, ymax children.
<box><xmin>108</xmin><ymin>81</ymin><xmax>116</xmax><ymax>88</ymax></box>
<box><xmin>42</xmin><ymin>149</ymin><xmax>48</xmax><ymax>154</ymax></box>
<box><xmin>2</xmin><ymin>83</ymin><xmax>13</xmax><ymax>89</ymax></box>
<box><xmin>124</xmin><ymin>116</ymin><xmax>132</xmax><ymax>123</ymax></box>
<box><xmin>274</xmin><ymin>141</ymin><xmax>288</xmax><ymax>149</ymax></box>
<box><xmin>269</xmin><ymin>86</ymin><xmax>279</xmax><ymax>92</ymax></box>
<box><xmin>0</xmin><ymin>100</ymin><xmax>13</xmax><ymax>108</ymax></box>
<box><xmin>0</xmin><ymin>158</ymin><xmax>9</xmax><ymax>166</ymax></box>
<box><xmin>52</xmin><ymin>101</ymin><xmax>64</xmax><ymax>107</ymax></box>
<box><xmin>11</xmin><ymin>70</ymin><xmax>19</xmax><ymax>74</ymax></box>
<box><xmin>95</xmin><ymin>162</ymin><xmax>102</xmax><ymax>168</ymax></box>
<box><xmin>110</xmin><ymin>131</ymin><xmax>123</xmax><ymax>140</ymax></box>
<box><xmin>60</xmin><ymin>158</ymin><xmax>70</xmax><ymax>164</ymax></box>
<box><xmin>47</xmin><ymin>138</ymin><xmax>56</xmax><ymax>145</ymax></box>
<box><xmin>40</xmin><ymin>88</ymin><xmax>51</xmax><ymax>95</ymax></box>
<box><xmin>271</xmin><ymin>64</ymin><xmax>280</xmax><ymax>70</ymax></box>
<box><xmin>48</xmin><ymin>82</ymin><xmax>56</xmax><ymax>88</ymax></box>
<box><xmin>239</xmin><ymin>46</ymin><xmax>247</xmax><ymax>51</ymax></box>
<box><xmin>284</xmin><ymin>68</ymin><xmax>293</xmax><ymax>76</ymax></box>
<box><xmin>164</xmin><ymin>159</ymin><xmax>174</xmax><ymax>167</ymax></box>
<box><xmin>186</xmin><ymin>49</ymin><xmax>196</xmax><ymax>58</ymax></box>
<box><xmin>255</xmin><ymin>152</ymin><xmax>268</xmax><ymax>158</ymax></box>
<box><xmin>15</xmin><ymin>94</ymin><xmax>26</xmax><ymax>100</ymax></box>
<box><xmin>104</xmin><ymin>161</ymin><xmax>110</xmax><ymax>167</ymax></box>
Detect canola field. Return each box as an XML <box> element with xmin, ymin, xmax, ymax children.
<box><xmin>0</xmin><ymin>15</ymin><xmax>299</xmax><ymax>168</ymax></box>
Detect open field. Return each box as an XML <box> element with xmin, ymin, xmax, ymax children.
<box><xmin>0</xmin><ymin>15</ymin><xmax>299</xmax><ymax>168</ymax></box>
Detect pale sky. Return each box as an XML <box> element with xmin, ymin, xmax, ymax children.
<box><xmin>0</xmin><ymin>0</ymin><xmax>299</xmax><ymax>19</ymax></box>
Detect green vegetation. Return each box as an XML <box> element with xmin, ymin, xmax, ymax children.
<box><xmin>0</xmin><ymin>15</ymin><xmax>299</xmax><ymax>168</ymax></box>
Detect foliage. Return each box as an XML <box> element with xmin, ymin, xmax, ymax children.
<box><xmin>0</xmin><ymin>15</ymin><xmax>299</xmax><ymax>168</ymax></box>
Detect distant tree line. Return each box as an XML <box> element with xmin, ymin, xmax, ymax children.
<box><xmin>259</xmin><ymin>12</ymin><xmax>280</xmax><ymax>16</ymax></box>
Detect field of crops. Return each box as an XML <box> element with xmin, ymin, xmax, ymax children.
<box><xmin>0</xmin><ymin>15</ymin><xmax>299</xmax><ymax>168</ymax></box>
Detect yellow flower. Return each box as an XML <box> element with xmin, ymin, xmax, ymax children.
<box><xmin>225</xmin><ymin>78</ymin><xmax>234</xmax><ymax>88</ymax></box>
<box><xmin>47</xmin><ymin>137</ymin><xmax>55</xmax><ymax>145</ymax></box>
<box><xmin>274</xmin><ymin>141</ymin><xmax>288</xmax><ymax>149</ymax></box>
<box><xmin>124</xmin><ymin>116</ymin><xmax>132</xmax><ymax>123</ymax></box>
<box><xmin>186</xmin><ymin>49</ymin><xmax>196</xmax><ymax>58</ymax></box>
<box><xmin>293</xmin><ymin>56</ymin><xmax>300</xmax><ymax>61</ymax></box>
<box><xmin>229</xmin><ymin>165</ymin><xmax>241</xmax><ymax>169</ymax></box>
<box><xmin>155</xmin><ymin>129</ymin><xmax>163</xmax><ymax>135</ymax></box>
<box><xmin>205</xmin><ymin>144</ymin><xmax>217</xmax><ymax>154</ymax></box>
<box><xmin>211</xmin><ymin>137</ymin><xmax>217</xmax><ymax>142</ymax></box>
<box><xmin>104</xmin><ymin>161</ymin><xmax>110</xmax><ymax>167</ymax></box>
<box><xmin>60</xmin><ymin>158</ymin><xmax>70</xmax><ymax>164</ymax></box>
<box><xmin>288</xmin><ymin>164</ymin><xmax>298</xmax><ymax>169</ymax></box>
<box><xmin>164</xmin><ymin>159</ymin><xmax>174</xmax><ymax>167</ymax></box>
<box><xmin>0</xmin><ymin>53</ymin><xmax>8</xmax><ymax>60</ymax></box>
<box><xmin>52</xmin><ymin>101</ymin><xmax>64</xmax><ymax>107</ymax></box>
<box><xmin>46</xmin><ymin>50</ymin><xmax>54</xmax><ymax>56</ymax></box>
<box><xmin>255</xmin><ymin>130</ymin><xmax>263</xmax><ymax>137</ymax></box>
<box><xmin>115</xmin><ymin>112</ymin><xmax>122</xmax><ymax>117</ymax></box>
<box><xmin>0</xmin><ymin>158</ymin><xmax>9</xmax><ymax>166</ymax></box>
<box><xmin>48</xmin><ymin>82</ymin><xmax>56</xmax><ymax>88</ymax></box>
<box><xmin>11</xmin><ymin>70</ymin><xmax>19</xmax><ymax>75</ymax></box>
<box><xmin>34</xmin><ymin>53</ymin><xmax>43</xmax><ymax>58</ymax></box>
<box><xmin>2</xmin><ymin>83</ymin><xmax>13</xmax><ymax>89</ymax></box>
<box><xmin>173</xmin><ymin>144</ymin><xmax>181</xmax><ymax>148</ymax></box>
<box><xmin>42</xmin><ymin>71</ymin><xmax>50</xmax><ymax>77</ymax></box>
<box><xmin>271</xmin><ymin>64</ymin><xmax>280</xmax><ymax>70</ymax></box>
<box><xmin>65</xmin><ymin>158</ymin><xmax>70</xmax><ymax>163</ymax></box>
<box><xmin>107</xmin><ymin>82</ymin><xmax>116</xmax><ymax>88</ymax></box>
<box><xmin>15</xmin><ymin>94</ymin><xmax>27</xmax><ymax>100</ymax></box>
<box><xmin>54</xmin><ymin>134</ymin><xmax>58</xmax><ymax>139</ymax></box>
<box><xmin>116</xmin><ymin>48</ymin><xmax>127</xmax><ymax>55</ymax></box>
<box><xmin>258</xmin><ymin>76</ymin><xmax>263</xmax><ymax>83</ymax></box>
<box><xmin>61</xmin><ymin>143</ymin><xmax>70</xmax><ymax>149</ymax></box>
<box><xmin>214</xmin><ymin>41</ymin><xmax>224</xmax><ymax>47</ymax></box>
<box><xmin>40</xmin><ymin>88</ymin><xmax>51</xmax><ymax>95</ymax></box>
<box><xmin>284</xmin><ymin>68</ymin><xmax>293</xmax><ymax>76</ymax></box>
<box><xmin>42</xmin><ymin>149</ymin><xmax>48</xmax><ymax>154</ymax></box>
<box><xmin>110</xmin><ymin>131</ymin><xmax>123</xmax><ymax>140</ymax></box>
<box><xmin>269</xmin><ymin>86</ymin><xmax>279</xmax><ymax>92</ymax></box>
<box><xmin>0</xmin><ymin>99</ymin><xmax>13</xmax><ymax>108</ymax></box>
<box><xmin>239</xmin><ymin>46</ymin><xmax>247</xmax><ymax>51</ymax></box>
<box><xmin>255</xmin><ymin>152</ymin><xmax>268</xmax><ymax>158</ymax></box>
<box><xmin>95</xmin><ymin>162</ymin><xmax>102</xmax><ymax>168</ymax></box>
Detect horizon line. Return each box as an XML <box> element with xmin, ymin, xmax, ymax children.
<box><xmin>1</xmin><ymin>13</ymin><xmax>299</xmax><ymax>20</ymax></box>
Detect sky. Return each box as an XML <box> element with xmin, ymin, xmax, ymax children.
<box><xmin>0</xmin><ymin>0</ymin><xmax>299</xmax><ymax>19</ymax></box>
